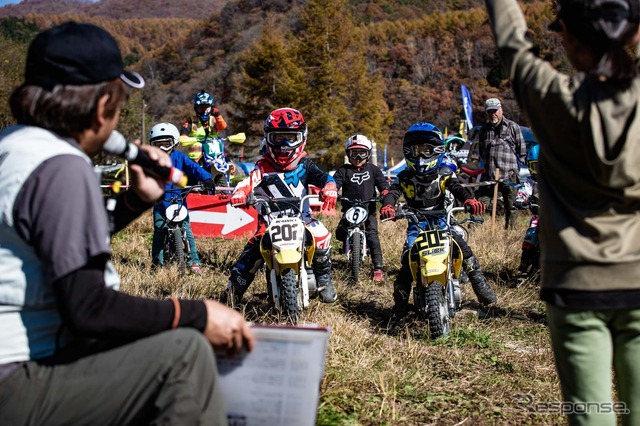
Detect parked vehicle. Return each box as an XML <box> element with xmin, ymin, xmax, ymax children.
<box><xmin>338</xmin><ymin>196</ymin><xmax>381</xmax><ymax>284</ymax></box>
<box><xmin>393</xmin><ymin>205</ymin><xmax>479</xmax><ymax>338</ymax></box>
<box><xmin>250</xmin><ymin>194</ymin><xmax>320</xmax><ymax>324</ymax></box>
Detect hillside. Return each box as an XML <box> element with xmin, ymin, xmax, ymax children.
<box><xmin>0</xmin><ymin>0</ymin><xmax>229</xmax><ymax>19</ymax></box>
<box><xmin>0</xmin><ymin>0</ymin><xmax>562</xmax><ymax>165</ymax></box>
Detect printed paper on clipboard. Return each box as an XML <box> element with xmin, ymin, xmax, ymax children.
<box><xmin>216</xmin><ymin>324</ymin><xmax>330</xmax><ymax>426</ymax></box>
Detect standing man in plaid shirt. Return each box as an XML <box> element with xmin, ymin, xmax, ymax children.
<box><xmin>473</xmin><ymin>97</ymin><xmax>526</xmax><ymax>228</ymax></box>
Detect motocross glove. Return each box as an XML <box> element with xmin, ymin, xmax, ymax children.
<box><xmin>212</xmin><ymin>108</ymin><xmax>220</xmax><ymax>117</ymax></box>
<box><xmin>319</xmin><ymin>181</ymin><xmax>338</xmax><ymax>210</ymax></box>
<box><xmin>203</xmin><ymin>178</ymin><xmax>216</xmax><ymax>195</ymax></box>
<box><xmin>380</xmin><ymin>204</ymin><xmax>396</xmax><ymax>220</ymax></box>
<box><xmin>463</xmin><ymin>198</ymin><xmax>486</xmax><ymax>215</ymax></box>
<box><xmin>231</xmin><ymin>187</ymin><xmax>250</xmax><ymax>207</ymax></box>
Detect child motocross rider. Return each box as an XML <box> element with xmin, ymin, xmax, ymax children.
<box><xmin>380</xmin><ymin>122</ymin><xmax>498</xmax><ymax>317</ymax></box>
<box><xmin>333</xmin><ymin>134</ymin><xmax>394</xmax><ymax>282</ymax></box>
<box><xmin>149</xmin><ymin>122</ymin><xmax>216</xmax><ymax>274</ymax></box>
<box><xmin>180</xmin><ymin>90</ymin><xmax>229</xmax><ymax>185</ymax></box>
<box><xmin>222</xmin><ymin>108</ymin><xmax>338</xmax><ymax>305</ymax></box>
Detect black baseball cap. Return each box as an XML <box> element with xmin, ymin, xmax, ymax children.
<box><xmin>25</xmin><ymin>21</ymin><xmax>145</xmax><ymax>90</ymax></box>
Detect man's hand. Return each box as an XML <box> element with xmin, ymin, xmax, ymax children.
<box><xmin>203</xmin><ymin>300</ymin><xmax>255</xmax><ymax>356</ymax></box>
<box><xmin>128</xmin><ymin>143</ymin><xmax>170</xmax><ymax>203</ymax></box>
<box><xmin>319</xmin><ymin>181</ymin><xmax>338</xmax><ymax>210</ymax></box>
<box><xmin>380</xmin><ymin>204</ymin><xmax>396</xmax><ymax>220</ymax></box>
<box><xmin>463</xmin><ymin>198</ymin><xmax>486</xmax><ymax>215</ymax></box>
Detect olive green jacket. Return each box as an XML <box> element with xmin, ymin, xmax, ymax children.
<box><xmin>485</xmin><ymin>0</ymin><xmax>640</xmax><ymax>291</ymax></box>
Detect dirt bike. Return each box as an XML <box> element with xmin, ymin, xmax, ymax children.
<box><xmin>393</xmin><ymin>205</ymin><xmax>479</xmax><ymax>338</ymax></box>
<box><xmin>248</xmin><ymin>194</ymin><xmax>320</xmax><ymax>324</ymax></box>
<box><xmin>338</xmin><ymin>195</ymin><xmax>381</xmax><ymax>284</ymax></box>
<box><xmin>161</xmin><ymin>185</ymin><xmax>204</xmax><ymax>275</ymax></box>
<box><xmin>181</xmin><ymin>132</ymin><xmax>246</xmax><ymax>190</ymax></box>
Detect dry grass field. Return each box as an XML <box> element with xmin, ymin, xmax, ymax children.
<box><xmin>112</xmin><ymin>211</ymin><xmax>565</xmax><ymax>425</ymax></box>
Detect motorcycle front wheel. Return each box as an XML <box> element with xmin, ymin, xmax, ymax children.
<box><xmin>349</xmin><ymin>232</ymin><xmax>363</xmax><ymax>285</ymax></box>
<box><xmin>166</xmin><ymin>227</ymin><xmax>186</xmax><ymax>276</ymax></box>
<box><xmin>424</xmin><ymin>280</ymin><xmax>451</xmax><ymax>339</ymax></box>
<box><xmin>280</xmin><ymin>268</ymin><xmax>302</xmax><ymax>324</ymax></box>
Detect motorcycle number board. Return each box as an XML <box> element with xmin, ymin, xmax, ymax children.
<box><xmin>187</xmin><ymin>194</ymin><xmax>258</xmax><ymax>239</ymax></box>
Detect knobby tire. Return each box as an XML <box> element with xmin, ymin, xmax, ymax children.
<box><xmin>349</xmin><ymin>232</ymin><xmax>363</xmax><ymax>285</ymax></box>
<box><xmin>425</xmin><ymin>280</ymin><xmax>450</xmax><ymax>339</ymax></box>
<box><xmin>281</xmin><ymin>268</ymin><xmax>301</xmax><ymax>324</ymax></box>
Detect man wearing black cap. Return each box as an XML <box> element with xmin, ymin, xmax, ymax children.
<box><xmin>472</xmin><ymin>96</ymin><xmax>526</xmax><ymax>229</ymax></box>
<box><xmin>484</xmin><ymin>0</ymin><xmax>640</xmax><ymax>424</ymax></box>
<box><xmin>0</xmin><ymin>22</ymin><xmax>254</xmax><ymax>425</ymax></box>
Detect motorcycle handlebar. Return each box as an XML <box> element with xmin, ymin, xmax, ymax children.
<box><xmin>338</xmin><ymin>196</ymin><xmax>382</xmax><ymax>205</ymax></box>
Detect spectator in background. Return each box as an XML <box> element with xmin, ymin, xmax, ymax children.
<box><xmin>484</xmin><ymin>0</ymin><xmax>640</xmax><ymax>424</ymax></box>
<box><xmin>472</xmin><ymin>97</ymin><xmax>526</xmax><ymax>229</ymax></box>
<box><xmin>0</xmin><ymin>22</ymin><xmax>253</xmax><ymax>425</ymax></box>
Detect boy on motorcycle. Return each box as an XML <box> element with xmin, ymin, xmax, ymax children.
<box><xmin>333</xmin><ymin>134</ymin><xmax>394</xmax><ymax>282</ymax></box>
<box><xmin>380</xmin><ymin>122</ymin><xmax>498</xmax><ymax>317</ymax></box>
<box><xmin>222</xmin><ymin>108</ymin><xmax>338</xmax><ymax>305</ymax></box>
<box><xmin>516</xmin><ymin>144</ymin><xmax>540</xmax><ymax>279</ymax></box>
<box><xmin>180</xmin><ymin>90</ymin><xmax>229</xmax><ymax>185</ymax></box>
<box><xmin>149</xmin><ymin>122</ymin><xmax>216</xmax><ymax>274</ymax></box>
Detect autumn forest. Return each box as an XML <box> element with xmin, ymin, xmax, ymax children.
<box><xmin>0</xmin><ymin>0</ymin><xmax>563</xmax><ymax>166</ymax></box>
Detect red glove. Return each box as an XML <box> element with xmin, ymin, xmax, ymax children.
<box><xmin>319</xmin><ymin>182</ymin><xmax>338</xmax><ymax>210</ymax></box>
<box><xmin>463</xmin><ymin>198</ymin><xmax>486</xmax><ymax>215</ymax></box>
<box><xmin>231</xmin><ymin>187</ymin><xmax>249</xmax><ymax>207</ymax></box>
<box><xmin>380</xmin><ymin>204</ymin><xmax>396</xmax><ymax>220</ymax></box>
<box><xmin>212</xmin><ymin>108</ymin><xmax>220</xmax><ymax>117</ymax></box>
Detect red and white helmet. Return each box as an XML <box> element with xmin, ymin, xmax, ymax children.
<box><xmin>263</xmin><ymin>108</ymin><xmax>308</xmax><ymax>170</ymax></box>
<box><xmin>345</xmin><ymin>134</ymin><xmax>372</xmax><ymax>162</ymax></box>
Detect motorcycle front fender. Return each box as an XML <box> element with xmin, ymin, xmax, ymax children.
<box><xmin>274</xmin><ymin>250</ymin><xmax>302</xmax><ymax>269</ymax></box>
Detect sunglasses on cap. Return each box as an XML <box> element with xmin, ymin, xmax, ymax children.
<box><xmin>266</xmin><ymin>132</ymin><xmax>304</xmax><ymax>148</ymax></box>
<box><xmin>410</xmin><ymin>143</ymin><xmax>445</xmax><ymax>158</ymax></box>
<box><xmin>347</xmin><ymin>148</ymin><xmax>370</xmax><ymax>161</ymax></box>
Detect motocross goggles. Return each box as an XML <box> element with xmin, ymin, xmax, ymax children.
<box><xmin>409</xmin><ymin>142</ymin><xmax>445</xmax><ymax>159</ymax></box>
<box><xmin>150</xmin><ymin>137</ymin><xmax>177</xmax><ymax>152</ymax></box>
<box><xmin>528</xmin><ymin>160</ymin><xmax>539</xmax><ymax>176</ymax></box>
<box><xmin>195</xmin><ymin>104</ymin><xmax>211</xmax><ymax>115</ymax></box>
<box><xmin>347</xmin><ymin>148</ymin><xmax>370</xmax><ymax>161</ymax></box>
<box><xmin>266</xmin><ymin>132</ymin><xmax>305</xmax><ymax>148</ymax></box>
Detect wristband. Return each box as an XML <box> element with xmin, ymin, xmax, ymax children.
<box><xmin>170</xmin><ymin>297</ymin><xmax>181</xmax><ymax>329</ymax></box>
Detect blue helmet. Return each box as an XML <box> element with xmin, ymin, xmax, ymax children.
<box><xmin>193</xmin><ymin>90</ymin><xmax>215</xmax><ymax>122</ymax></box>
<box><xmin>402</xmin><ymin>122</ymin><xmax>445</xmax><ymax>175</ymax></box>
<box><xmin>527</xmin><ymin>144</ymin><xmax>539</xmax><ymax>176</ymax></box>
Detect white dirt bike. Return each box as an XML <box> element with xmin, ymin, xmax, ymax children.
<box><xmin>338</xmin><ymin>195</ymin><xmax>381</xmax><ymax>284</ymax></box>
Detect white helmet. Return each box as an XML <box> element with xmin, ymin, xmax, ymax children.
<box><xmin>345</xmin><ymin>134</ymin><xmax>372</xmax><ymax>162</ymax></box>
<box><xmin>149</xmin><ymin>122</ymin><xmax>180</xmax><ymax>152</ymax></box>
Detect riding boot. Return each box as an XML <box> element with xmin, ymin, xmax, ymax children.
<box><xmin>392</xmin><ymin>251</ymin><xmax>413</xmax><ymax>317</ymax></box>
<box><xmin>220</xmin><ymin>240</ymin><xmax>263</xmax><ymax>306</ymax></box>
<box><xmin>463</xmin><ymin>256</ymin><xmax>497</xmax><ymax>306</ymax></box>
<box><xmin>313</xmin><ymin>248</ymin><xmax>337</xmax><ymax>303</ymax></box>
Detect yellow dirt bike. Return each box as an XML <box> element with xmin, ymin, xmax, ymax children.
<box><xmin>248</xmin><ymin>194</ymin><xmax>320</xmax><ymax>324</ymax></box>
<box><xmin>394</xmin><ymin>205</ymin><xmax>475</xmax><ymax>338</ymax></box>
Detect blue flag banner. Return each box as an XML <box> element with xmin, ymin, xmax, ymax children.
<box><xmin>461</xmin><ymin>84</ymin><xmax>473</xmax><ymax>131</ymax></box>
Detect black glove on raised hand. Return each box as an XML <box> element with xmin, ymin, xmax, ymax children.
<box><xmin>203</xmin><ymin>178</ymin><xmax>216</xmax><ymax>195</ymax></box>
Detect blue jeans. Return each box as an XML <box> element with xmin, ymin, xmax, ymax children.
<box><xmin>547</xmin><ymin>304</ymin><xmax>640</xmax><ymax>426</ymax></box>
<box><xmin>152</xmin><ymin>211</ymin><xmax>200</xmax><ymax>266</ymax></box>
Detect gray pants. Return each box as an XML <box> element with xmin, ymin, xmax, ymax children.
<box><xmin>0</xmin><ymin>329</ymin><xmax>227</xmax><ymax>426</ymax></box>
